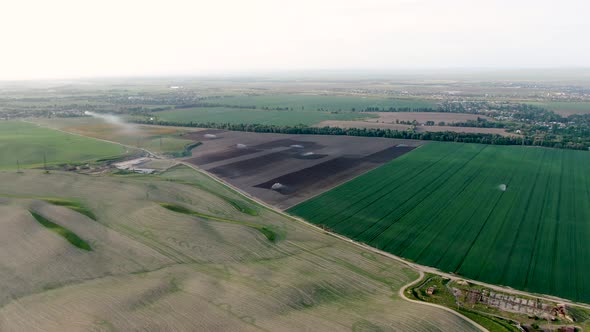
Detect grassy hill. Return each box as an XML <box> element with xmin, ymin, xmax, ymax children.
<box><xmin>0</xmin><ymin>167</ymin><xmax>478</xmax><ymax>331</ymax></box>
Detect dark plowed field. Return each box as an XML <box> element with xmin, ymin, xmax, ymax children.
<box><xmin>255</xmin><ymin>156</ymin><xmax>362</xmax><ymax>194</ymax></box>
<box><xmin>255</xmin><ymin>146</ymin><xmax>416</xmax><ymax>197</ymax></box>
<box><xmin>209</xmin><ymin>151</ymin><xmax>298</xmax><ymax>179</ymax></box>
<box><xmin>185</xmin><ymin>146</ymin><xmax>261</xmax><ymax>165</ymax></box>
<box><xmin>183</xmin><ymin>130</ymin><xmax>422</xmax><ymax>208</ymax></box>
<box><xmin>250</xmin><ymin>139</ymin><xmax>325</xmax><ymax>150</ymax></box>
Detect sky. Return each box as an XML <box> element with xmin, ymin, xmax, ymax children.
<box><xmin>1</xmin><ymin>0</ymin><xmax>589</xmax><ymax>80</ymax></box>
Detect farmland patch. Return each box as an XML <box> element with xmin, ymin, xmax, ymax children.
<box><xmin>183</xmin><ymin>130</ymin><xmax>422</xmax><ymax>208</ymax></box>
<box><xmin>0</xmin><ymin>121</ymin><xmax>126</xmax><ymax>169</ymax></box>
<box><xmin>288</xmin><ymin>142</ymin><xmax>590</xmax><ymax>303</ymax></box>
<box><xmin>255</xmin><ymin>145</ymin><xmax>415</xmax><ymax>196</ymax></box>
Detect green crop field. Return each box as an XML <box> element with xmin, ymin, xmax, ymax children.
<box><xmin>289</xmin><ymin>142</ymin><xmax>590</xmax><ymax>303</ymax></box>
<box><xmin>0</xmin><ymin>121</ymin><xmax>127</xmax><ymax>169</ymax></box>
<box><xmin>151</xmin><ymin>107</ymin><xmax>373</xmax><ymax>126</ymax></box>
<box><xmin>209</xmin><ymin>94</ymin><xmax>438</xmax><ymax>112</ymax></box>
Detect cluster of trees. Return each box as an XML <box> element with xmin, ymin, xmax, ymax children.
<box><xmin>362</xmin><ymin>107</ymin><xmax>439</xmax><ymax>112</ymax></box>
<box><xmin>260</xmin><ymin>106</ymin><xmax>295</xmax><ymax>111</ymax></box>
<box><xmin>395</xmin><ymin>119</ymin><xmax>416</xmax><ymax>125</ymax></box>
<box><xmin>449</xmin><ymin>118</ymin><xmax>507</xmax><ymax>128</ymax></box>
<box><xmin>393</xmin><ymin>117</ymin><xmax>506</xmax><ymax>129</ymax></box>
<box><xmin>438</xmin><ymin>101</ymin><xmax>563</xmax><ymax>123</ymax></box>
<box><xmin>103</xmin><ymin>92</ymin><xmax>203</xmax><ymax>106</ymax></box>
<box><xmin>131</xmin><ymin>119</ymin><xmax>590</xmax><ymax>150</ymax></box>
<box><xmin>174</xmin><ymin>103</ymin><xmax>255</xmax><ymax>109</ymax></box>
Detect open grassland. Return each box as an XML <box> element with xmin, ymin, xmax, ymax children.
<box><xmin>289</xmin><ymin>142</ymin><xmax>590</xmax><ymax>304</ymax></box>
<box><xmin>208</xmin><ymin>94</ymin><xmax>438</xmax><ymax>111</ymax></box>
<box><xmin>528</xmin><ymin>101</ymin><xmax>590</xmax><ymax>116</ymax></box>
<box><xmin>159</xmin><ymin>202</ymin><xmax>276</xmax><ymax>241</ymax></box>
<box><xmin>35</xmin><ymin>117</ymin><xmax>195</xmax><ymax>156</ymax></box>
<box><xmin>39</xmin><ymin>197</ymin><xmax>97</xmax><ymax>220</ymax></box>
<box><xmin>152</xmin><ymin>107</ymin><xmax>373</xmax><ymax>126</ymax></box>
<box><xmin>0</xmin><ymin>168</ymin><xmax>478</xmax><ymax>331</ymax></box>
<box><xmin>0</xmin><ymin>121</ymin><xmax>126</xmax><ymax>169</ymax></box>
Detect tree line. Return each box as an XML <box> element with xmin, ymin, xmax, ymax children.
<box><xmin>130</xmin><ymin>119</ymin><xmax>590</xmax><ymax>150</ymax></box>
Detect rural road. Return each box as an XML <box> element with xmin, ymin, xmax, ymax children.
<box><xmin>30</xmin><ymin>120</ymin><xmax>590</xmax><ymax>331</ymax></box>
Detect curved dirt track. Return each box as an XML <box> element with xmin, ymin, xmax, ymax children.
<box><xmin>397</xmin><ymin>271</ymin><xmax>487</xmax><ymax>332</ymax></box>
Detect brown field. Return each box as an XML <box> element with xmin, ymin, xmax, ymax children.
<box><xmin>315</xmin><ymin>111</ymin><xmax>517</xmax><ymax>136</ymax></box>
<box><xmin>552</xmin><ymin>109</ymin><xmax>590</xmax><ymax>116</ymax></box>
<box><xmin>316</xmin><ymin>120</ymin><xmax>412</xmax><ymax>131</ymax></box>
<box><xmin>414</xmin><ymin>125</ymin><xmax>514</xmax><ymax>136</ymax></box>
<box><xmin>40</xmin><ymin>119</ymin><xmax>184</xmax><ymax>140</ymax></box>
<box><xmin>317</xmin><ymin>120</ymin><xmax>515</xmax><ymax>137</ymax></box>
<box><xmin>34</xmin><ymin>118</ymin><xmax>196</xmax><ymax>154</ymax></box>
<box><xmin>366</xmin><ymin>112</ymin><xmax>494</xmax><ymax>124</ymax></box>
<box><xmin>183</xmin><ymin>130</ymin><xmax>422</xmax><ymax>209</ymax></box>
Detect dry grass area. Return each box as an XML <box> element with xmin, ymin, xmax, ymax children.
<box><xmin>0</xmin><ymin>168</ymin><xmax>478</xmax><ymax>331</ymax></box>
<box><xmin>316</xmin><ymin>111</ymin><xmax>518</xmax><ymax>136</ymax></box>
<box><xmin>39</xmin><ymin>118</ymin><xmax>182</xmax><ymax>139</ymax></box>
<box><xmin>366</xmin><ymin>112</ymin><xmax>494</xmax><ymax>124</ymax></box>
<box><xmin>414</xmin><ymin>125</ymin><xmax>514</xmax><ymax>136</ymax></box>
<box><xmin>66</xmin><ymin>123</ymin><xmax>181</xmax><ymax>138</ymax></box>
<box><xmin>317</xmin><ymin>120</ymin><xmax>515</xmax><ymax>136</ymax></box>
<box><xmin>552</xmin><ymin>108</ymin><xmax>590</xmax><ymax>116</ymax></box>
<box><xmin>316</xmin><ymin>120</ymin><xmax>412</xmax><ymax>131</ymax></box>
<box><xmin>34</xmin><ymin>118</ymin><xmax>196</xmax><ymax>155</ymax></box>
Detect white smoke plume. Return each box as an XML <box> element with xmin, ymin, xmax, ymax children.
<box><xmin>84</xmin><ymin>111</ymin><xmax>136</xmax><ymax>132</ymax></box>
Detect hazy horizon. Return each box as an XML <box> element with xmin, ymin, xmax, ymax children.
<box><xmin>2</xmin><ymin>0</ymin><xmax>589</xmax><ymax>80</ymax></box>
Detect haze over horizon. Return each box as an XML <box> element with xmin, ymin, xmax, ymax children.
<box><xmin>2</xmin><ymin>0</ymin><xmax>589</xmax><ymax>80</ymax></box>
